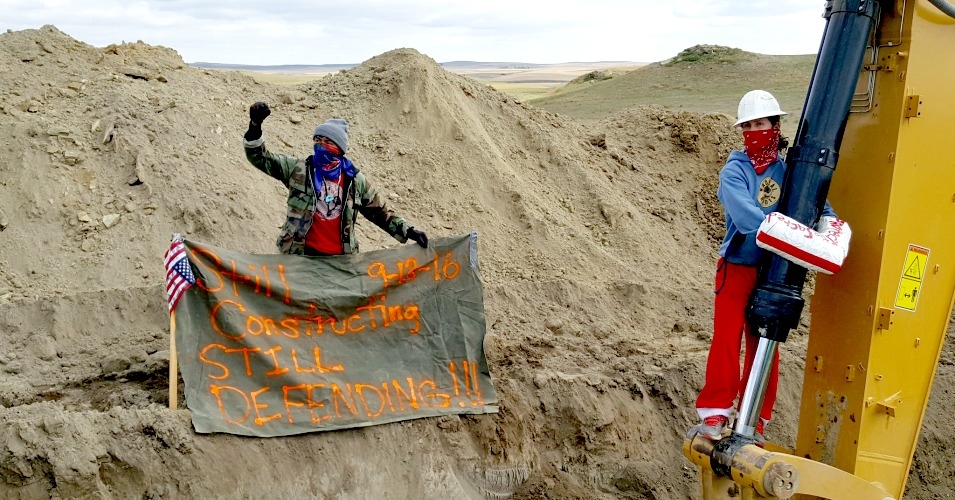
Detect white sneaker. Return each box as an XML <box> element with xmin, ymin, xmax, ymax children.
<box><xmin>697</xmin><ymin>415</ymin><xmax>729</xmax><ymax>440</ymax></box>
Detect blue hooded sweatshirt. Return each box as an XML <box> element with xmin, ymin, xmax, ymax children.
<box><xmin>717</xmin><ymin>150</ymin><xmax>836</xmax><ymax>266</ymax></box>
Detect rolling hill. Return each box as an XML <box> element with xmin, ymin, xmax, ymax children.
<box><xmin>531</xmin><ymin>45</ymin><xmax>816</xmax><ymax>134</ymax></box>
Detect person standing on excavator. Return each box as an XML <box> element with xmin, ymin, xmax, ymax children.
<box><xmin>241</xmin><ymin>101</ymin><xmax>429</xmax><ymax>256</ymax></box>
<box><xmin>694</xmin><ymin>90</ymin><xmax>840</xmax><ymax>446</ymax></box>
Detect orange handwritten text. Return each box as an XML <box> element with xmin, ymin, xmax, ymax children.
<box><xmin>207</xmin><ymin>362</ymin><xmax>484</xmax><ymax>428</ymax></box>
<box><xmin>191</xmin><ymin>247</ymin><xmax>291</xmax><ymax>304</ymax></box>
<box><xmin>199</xmin><ymin>343</ymin><xmax>344</xmax><ymax>379</ymax></box>
<box><xmin>209</xmin><ymin>296</ymin><xmax>422</xmax><ymax>340</ymax></box>
<box><xmin>367</xmin><ymin>252</ymin><xmax>461</xmax><ymax>288</ymax></box>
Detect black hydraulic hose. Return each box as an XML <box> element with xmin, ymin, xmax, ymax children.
<box><xmin>928</xmin><ymin>0</ymin><xmax>955</xmax><ymax>18</ymax></box>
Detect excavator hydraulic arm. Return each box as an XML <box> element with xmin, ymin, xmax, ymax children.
<box><xmin>685</xmin><ymin>0</ymin><xmax>955</xmax><ymax>498</ymax></box>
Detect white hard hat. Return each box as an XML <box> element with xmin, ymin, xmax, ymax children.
<box><xmin>735</xmin><ymin>90</ymin><xmax>787</xmax><ymax>126</ymax></box>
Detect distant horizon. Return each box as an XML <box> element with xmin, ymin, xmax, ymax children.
<box><xmin>189</xmin><ymin>48</ymin><xmax>816</xmax><ymax>71</ymax></box>
<box><xmin>180</xmin><ymin>47</ymin><xmax>818</xmax><ymax>69</ymax></box>
<box><xmin>188</xmin><ymin>60</ymin><xmax>646</xmax><ymax>70</ymax></box>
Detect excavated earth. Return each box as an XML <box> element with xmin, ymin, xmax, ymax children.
<box><xmin>0</xmin><ymin>26</ymin><xmax>953</xmax><ymax>499</ymax></box>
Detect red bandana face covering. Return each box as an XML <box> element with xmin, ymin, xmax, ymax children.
<box><xmin>742</xmin><ymin>128</ymin><xmax>780</xmax><ymax>174</ymax></box>
<box><xmin>324</xmin><ymin>142</ymin><xmax>342</xmax><ymax>156</ymax></box>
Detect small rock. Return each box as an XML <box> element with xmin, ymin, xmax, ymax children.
<box><xmin>101</xmin><ymin>122</ymin><xmax>115</xmax><ymax>144</ymax></box>
<box><xmin>100</xmin><ymin>355</ymin><xmax>131</xmax><ymax>374</ymax></box>
<box><xmin>63</xmin><ymin>150</ymin><xmax>80</xmax><ymax>165</ymax></box>
<box><xmin>130</xmin><ymin>348</ymin><xmax>148</xmax><ymax>364</ymax></box>
<box><xmin>3</xmin><ymin>361</ymin><xmax>23</xmax><ymax>374</ymax></box>
<box><xmin>121</xmin><ymin>67</ymin><xmax>153</xmax><ymax>80</ymax></box>
<box><xmin>102</xmin><ymin>213</ymin><xmax>121</xmax><ymax>228</ymax></box>
<box><xmin>41</xmin><ymin>416</ymin><xmax>64</xmax><ymax>435</ymax></box>
<box><xmin>289</xmin><ymin>115</ymin><xmax>303</xmax><ymax>124</ymax></box>
<box><xmin>34</xmin><ymin>337</ymin><xmax>58</xmax><ymax>361</ymax></box>
<box><xmin>77</xmin><ymin>211</ymin><xmax>92</xmax><ymax>223</ymax></box>
<box><xmin>146</xmin><ymin>350</ymin><xmax>170</xmax><ymax>371</ymax></box>
<box><xmin>544</xmin><ymin>319</ymin><xmax>563</xmax><ymax>333</ymax></box>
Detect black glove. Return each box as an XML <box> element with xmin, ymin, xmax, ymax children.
<box><xmin>244</xmin><ymin>121</ymin><xmax>262</xmax><ymax>141</ymax></box>
<box><xmin>249</xmin><ymin>101</ymin><xmax>271</xmax><ymax>125</ymax></box>
<box><xmin>407</xmin><ymin>228</ymin><xmax>428</xmax><ymax>248</ymax></box>
<box><xmin>244</xmin><ymin>102</ymin><xmax>270</xmax><ymax>141</ymax></box>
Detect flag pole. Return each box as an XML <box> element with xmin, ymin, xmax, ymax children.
<box><xmin>169</xmin><ymin>309</ymin><xmax>178</xmax><ymax>410</ymax></box>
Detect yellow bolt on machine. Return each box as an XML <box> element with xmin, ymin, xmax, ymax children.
<box><xmin>684</xmin><ymin>0</ymin><xmax>955</xmax><ymax>498</ymax></box>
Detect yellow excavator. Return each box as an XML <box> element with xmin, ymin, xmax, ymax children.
<box><xmin>683</xmin><ymin>0</ymin><xmax>955</xmax><ymax>498</ymax></box>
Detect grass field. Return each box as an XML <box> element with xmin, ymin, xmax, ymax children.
<box><xmin>481</xmin><ymin>82</ymin><xmax>564</xmax><ymax>102</ymax></box>
<box><xmin>244</xmin><ymin>73</ymin><xmax>334</xmax><ymax>86</ymax></box>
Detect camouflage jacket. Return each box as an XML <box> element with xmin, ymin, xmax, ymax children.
<box><xmin>243</xmin><ymin>136</ymin><xmax>414</xmax><ymax>255</ymax></box>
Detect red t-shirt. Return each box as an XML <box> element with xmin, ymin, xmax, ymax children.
<box><xmin>305</xmin><ymin>175</ymin><xmax>344</xmax><ymax>255</ymax></box>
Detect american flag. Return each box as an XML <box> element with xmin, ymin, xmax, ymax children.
<box><xmin>164</xmin><ymin>234</ymin><xmax>196</xmax><ymax>313</ymax></box>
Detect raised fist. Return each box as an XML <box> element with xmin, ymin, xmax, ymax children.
<box><xmin>249</xmin><ymin>101</ymin><xmax>271</xmax><ymax>125</ymax></box>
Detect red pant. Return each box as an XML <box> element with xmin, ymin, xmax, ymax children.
<box><xmin>696</xmin><ymin>259</ymin><xmax>779</xmax><ymax>422</ymax></box>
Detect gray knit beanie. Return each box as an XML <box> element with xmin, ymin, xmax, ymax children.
<box><xmin>313</xmin><ymin>119</ymin><xmax>349</xmax><ymax>154</ymax></box>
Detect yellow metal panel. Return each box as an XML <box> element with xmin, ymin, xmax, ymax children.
<box><xmin>798</xmin><ymin>1</ymin><xmax>955</xmax><ymax>498</ymax></box>
<box><xmin>776</xmin><ymin>454</ymin><xmax>892</xmax><ymax>499</ymax></box>
<box><xmin>685</xmin><ymin>435</ymin><xmax>893</xmax><ymax>499</ymax></box>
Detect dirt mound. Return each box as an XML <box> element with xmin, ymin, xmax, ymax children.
<box><xmin>0</xmin><ymin>25</ymin><xmax>952</xmax><ymax>499</ymax></box>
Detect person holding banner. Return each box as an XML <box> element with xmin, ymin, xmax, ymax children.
<box><xmin>242</xmin><ymin>102</ymin><xmax>429</xmax><ymax>256</ymax></box>
<box><xmin>693</xmin><ymin>90</ymin><xmax>850</xmax><ymax>446</ymax></box>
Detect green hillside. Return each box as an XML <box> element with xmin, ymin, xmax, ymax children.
<box><xmin>530</xmin><ymin>45</ymin><xmax>816</xmax><ymax>128</ymax></box>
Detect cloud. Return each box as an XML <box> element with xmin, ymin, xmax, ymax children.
<box><xmin>2</xmin><ymin>0</ymin><xmax>827</xmax><ymax>65</ymax></box>
<box><xmin>672</xmin><ymin>0</ymin><xmax>823</xmax><ymax>18</ymax></box>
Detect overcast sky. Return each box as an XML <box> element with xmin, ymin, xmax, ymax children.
<box><xmin>4</xmin><ymin>1</ymin><xmax>828</xmax><ymax>65</ymax></box>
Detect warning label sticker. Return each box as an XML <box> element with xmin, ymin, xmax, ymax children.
<box><xmin>895</xmin><ymin>244</ymin><xmax>930</xmax><ymax>312</ymax></box>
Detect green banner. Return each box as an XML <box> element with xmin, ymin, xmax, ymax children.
<box><xmin>175</xmin><ymin>233</ymin><xmax>497</xmax><ymax>436</ymax></box>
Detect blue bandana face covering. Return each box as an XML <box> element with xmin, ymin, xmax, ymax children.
<box><xmin>314</xmin><ymin>144</ymin><xmax>342</xmax><ymax>179</ymax></box>
<box><xmin>313</xmin><ymin>144</ymin><xmax>357</xmax><ymax>190</ymax></box>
